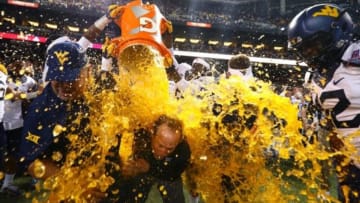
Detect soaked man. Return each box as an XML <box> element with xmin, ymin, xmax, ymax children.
<box><xmin>107</xmin><ymin>115</ymin><xmax>191</xmax><ymax>203</ymax></box>
<box><xmin>15</xmin><ymin>5</ymin><xmax>122</xmax><ymax>185</ymax></box>
<box><xmin>1</xmin><ymin>60</ymin><xmax>38</xmax><ymax>195</ymax></box>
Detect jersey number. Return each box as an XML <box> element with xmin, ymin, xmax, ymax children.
<box><xmin>0</xmin><ymin>80</ymin><xmax>5</xmax><ymax>101</ymax></box>
<box><xmin>320</xmin><ymin>89</ymin><xmax>360</xmax><ymax>128</ymax></box>
<box><xmin>0</xmin><ymin>88</ymin><xmax>4</xmax><ymax>101</ymax></box>
<box><xmin>139</xmin><ymin>17</ymin><xmax>156</xmax><ymax>33</ymax></box>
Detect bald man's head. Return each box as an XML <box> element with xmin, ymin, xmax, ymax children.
<box><xmin>151</xmin><ymin>115</ymin><xmax>183</xmax><ymax>160</ymax></box>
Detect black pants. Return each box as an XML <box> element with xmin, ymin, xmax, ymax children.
<box><xmin>4</xmin><ymin>127</ymin><xmax>23</xmax><ymax>154</ymax></box>
<box><xmin>338</xmin><ymin>163</ymin><xmax>360</xmax><ymax>203</ymax></box>
<box><xmin>0</xmin><ymin>123</ymin><xmax>5</xmax><ymax>170</ymax></box>
<box><xmin>106</xmin><ymin>174</ymin><xmax>185</xmax><ymax>203</ymax></box>
<box><xmin>2</xmin><ymin>127</ymin><xmax>22</xmax><ymax>173</ymax></box>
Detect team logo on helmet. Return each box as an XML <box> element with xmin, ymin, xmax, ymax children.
<box><xmin>54</xmin><ymin>50</ymin><xmax>70</xmax><ymax>66</ymax></box>
<box><xmin>312</xmin><ymin>5</ymin><xmax>339</xmax><ymax>18</ymax></box>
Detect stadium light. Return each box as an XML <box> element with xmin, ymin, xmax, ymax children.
<box><xmin>3</xmin><ymin>17</ymin><xmax>15</xmax><ymax>24</ymax></box>
<box><xmin>190</xmin><ymin>39</ymin><xmax>200</xmax><ymax>44</ymax></box>
<box><xmin>208</xmin><ymin>40</ymin><xmax>219</xmax><ymax>45</ymax></box>
<box><xmin>241</xmin><ymin>43</ymin><xmax>253</xmax><ymax>48</ymax></box>
<box><xmin>7</xmin><ymin>0</ymin><xmax>39</xmax><ymax>8</ymax></box>
<box><xmin>224</xmin><ymin>42</ymin><xmax>232</xmax><ymax>46</ymax></box>
<box><xmin>255</xmin><ymin>44</ymin><xmax>265</xmax><ymax>50</ymax></box>
<box><xmin>186</xmin><ymin>22</ymin><xmax>211</xmax><ymax>28</ymax></box>
<box><xmin>174</xmin><ymin>37</ymin><xmax>186</xmax><ymax>43</ymax></box>
<box><xmin>68</xmin><ymin>26</ymin><xmax>80</xmax><ymax>32</ymax></box>
<box><xmin>274</xmin><ymin>46</ymin><xmax>284</xmax><ymax>51</ymax></box>
<box><xmin>28</xmin><ymin>20</ymin><xmax>39</xmax><ymax>27</ymax></box>
<box><xmin>45</xmin><ymin>23</ymin><xmax>58</xmax><ymax>29</ymax></box>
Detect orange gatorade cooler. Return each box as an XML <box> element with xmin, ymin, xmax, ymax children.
<box><xmin>110</xmin><ymin>0</ymin><xmax>173</xmax><ymax>67</ymax></box>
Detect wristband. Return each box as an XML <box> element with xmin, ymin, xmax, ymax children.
<box><xmin>94</xmin><ymin>15</ymin><xmax>112</xmax><ymax>31</ymax></box>
<box><xmin>169</xmin><ymin>48</ymin><xmax>179</xmax><ymax>67</ymax></box>
<box><xmin>42</xmin><ymin>62</ymin><xmax>49</xmax><ymax>82</ymax></box>
<box><xmin>27</xmin><ymin>92</ymin><xmax>38</xmax><ymax>100</ymax></box>
<box><xmin>101</xmin><ymin>57</ymin><xmax>113</xmax><ymax>71</ymax></box>
<box><xmin>77</xmin><ymin>37</ymin><xmax>92</xmax><ymax>51</ymax></box>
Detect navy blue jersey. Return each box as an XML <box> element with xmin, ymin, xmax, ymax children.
<box><xmin>17</xmin><ymin>84</ymin><xmax>87</xmax><ymax>169</ymax></box>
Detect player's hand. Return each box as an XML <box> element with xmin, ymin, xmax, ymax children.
<box><xmin>165</xmin><ymin>21</ymin><xmax>173</xmax><ymax>33</ymax></box>
<box><xmin>160</xmin><ymin>19</ymin><xmax>173</xmax><ymax>34</ymax></box>
<box><xmin>102</xmin><ymin>37</ymin><xmax>115</xmax><ymax>58</ymax></box>
<box><xmin>107</xmin><ymin>5</ymin><xmax>124</xmax><ymax>20</ymax></box>
<box><xmin>122</xmin><ymin>159</ymin><xmax>150</xmax><ymax>177</ymax></box>
<box><xmin>329</xmin><ymin>133</ymin><xmax>344</xmax><ymax>151</ymax></box>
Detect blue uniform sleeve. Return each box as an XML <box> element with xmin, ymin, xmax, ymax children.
<box><xmin>17</xmin><ymin>85</ymin><xmax>67</xmax><ymax>170</ymax></box>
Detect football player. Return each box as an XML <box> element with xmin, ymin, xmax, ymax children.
<box><xmin>288</xmin><ymin>3</ymin><xmax>360</xmax><ymax>201</ymax></box>
<box><xmin>5</xmin><ymin>6</ymin><xmax>122</xmax><ymax>195</ymax></box>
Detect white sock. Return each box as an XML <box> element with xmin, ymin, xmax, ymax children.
<box><xmin>1</xmin><ymin>173</ymin><xmax>15</xmax><ymax>189</ymax></box>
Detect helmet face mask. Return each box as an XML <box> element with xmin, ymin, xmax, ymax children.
<box><xmin>292</xmin><ymin>31</ymin><xmax>333</xmax><ymax>61</ymax></box>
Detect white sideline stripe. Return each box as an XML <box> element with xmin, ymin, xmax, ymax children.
<box><xmin>0</xmin><ymin>32</ymin><xmax>308</xmax><ymax>67</ymax></box>
<box><xmin>173</xmin><ymin>50</ymin><xmax>308</xmax><ymax>67</ymax></box>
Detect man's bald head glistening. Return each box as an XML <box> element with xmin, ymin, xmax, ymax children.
<box><xmin>151</xmin><ymin>115</ymin><xmax>183</xmax><ymax>160</ymax></box>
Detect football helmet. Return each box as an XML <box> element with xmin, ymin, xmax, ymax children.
<box><xmin>288</xmin><ymin>4</ymin><xmax>354</xmax><ymax>66</ymax></box>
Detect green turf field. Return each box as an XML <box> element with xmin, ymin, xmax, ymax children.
<box><xmin>0</xmin><ymin>158</ymin><xmax>339</xmax><ymax>203</ymax></box>
<box><xmin>0</xmin><ymin>176</ymin><xmax>205</xmax><ymax>203</ymax></box>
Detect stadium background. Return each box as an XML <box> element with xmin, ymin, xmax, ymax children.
<box><xmin>2</xmin><ymin>0</ymin><xmax>358</xmax><ymax>88</ymax></box>
<box><xmin>0</xmin><ymin>0</ymin><xmax>358</xmax><ymax>202</ymax></box>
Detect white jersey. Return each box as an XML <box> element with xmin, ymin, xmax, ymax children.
<box><xmin>3</xmin><ymin>75</ymin><xmax>37</xmax><ymax>130</ymax></box>
<box><xmin>228</xmin><ymin>67</ymin><xmax>254</xmax><ymax>81</ymax></box>
<box><xmin>168</xmin><ymin>80</ymin><xmax>176</xmax><ymax>97</ymax></box>
<box><xmin>174</xmin><ymin>78</ymin><xmax>190</xmax><ymax>99</ymax></box>
<box><xmin>174</xmin><ymin>76</ymin><xmax>215</xmax><ymax>99</ymax></box>
<box><xmin>0</xmin><ymin>72</ymin><xmax>7</xmax><ymax>122</ymax></box>
<box><xmin>190</xmin><ymin>76</ymin><xmax>215</xmax><ymax>92</ymax></box>
<box><xmin>314</xmin><ymin>41</ymin><xmax>360</xmax><ymax>167</ymax></box>
<box><xmin>173</xmin><ymin>63</ymin><xmax>192</xmax><ymax>99</ymax></box>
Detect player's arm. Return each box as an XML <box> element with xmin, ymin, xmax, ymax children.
<box><xmin>17</xmin><ymin>106</ymin><xmax>56</xmax><ymax>172</ymax></box>
<box><xmin>25</xmin><ymin>77</ymin><xmax>40</xmax><ymax>100</ymax></box>
<box><xmin>93</xmin><ymin>37</ymin><xmax>117</xmax><ymax>92</ymax></box>
<box><xmin>100</xmin><ymin>37</ymin><xmax>115</xmax><ymax>72</ymax></box>
<box><xmin>161</xmin><ymin>19</ymin><xmax>173</xmax><ymax>49</ymax></box>
<box><xmin>78</xmin><ymin>5</ymin><xmax>124</xmax><ymax>50</ymax></box>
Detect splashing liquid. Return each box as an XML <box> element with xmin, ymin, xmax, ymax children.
<box><xmin>31</xmin><ymin>45</ymin><xmax>353</xmax><ymax>202</ymax></box>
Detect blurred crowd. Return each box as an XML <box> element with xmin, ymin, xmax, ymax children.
<box><xmin>1</xmin><ymin>2</ymin><xmax>351</xmax><ymax>202</ymax></box>
<box><xmin>36</xmin><ymin>0</ymin><xmax>359</xmax><ymax>32</ymax></box>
